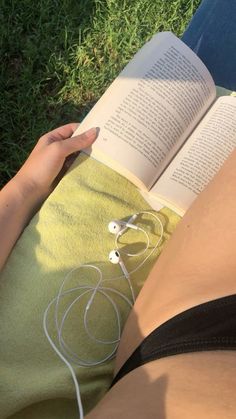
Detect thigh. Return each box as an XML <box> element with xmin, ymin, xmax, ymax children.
<box><xmin>115</xmin><ymin>148</ymin><xmax>236</xmax><ymax>372</ymax></box>
<box><xmin>88</xmin><ymin>351</ymin><xmax>236</xmax><ymax>419</ymax></box>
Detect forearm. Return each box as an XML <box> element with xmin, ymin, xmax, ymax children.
<box><xmin>0</xmin><ymin>177</ymin><xmax>44</xmax><ymax>271</ymax></box>
<box><xmin>0</xmin><ymin>124</ymin><xmax>97</xmax><ymax>272</ymax></box>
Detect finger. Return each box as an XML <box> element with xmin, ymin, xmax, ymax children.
<box><xmin>61</xmin><ymin>127</ymin><xmax>99</xmax><ymax>156</ymax></box>
<box><xmin>42</xmin><ymin>123</ymin><xmax>80</xmax><ymax>142</ymax></box>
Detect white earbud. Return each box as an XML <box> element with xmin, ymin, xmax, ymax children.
<box><xmin>109</xmin><ymin>250</ymin><xmax>129</xmax><ymax>279</ymax></box>
<box><xmin>108</xmin><ymin>214</ymin><xmax>138</xmax><ymax>236</ymax></box>
<box><xmin>44</xmin><ymin>211</ymin><xmax>164</xmax><ymax>419</ymax></box>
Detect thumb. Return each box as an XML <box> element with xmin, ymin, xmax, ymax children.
<box><xmin>62</xmin><ymin>127</ymin><xmax>99</xmax><ymax>156</ymax></box>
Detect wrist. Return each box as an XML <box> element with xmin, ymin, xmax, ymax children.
<box><xmin>1</xmin><ymin>175</ymin><xmax>47</xmax><ymax>227</ymax></box>
<box><xmin>0</xmin><ymin>175</ymin><xmax>44</xmax><ymax>271</ymax></box>
<box><xmin>12</xmin><ymin>173</ymin><xmax>48</xmax><ymax>205</ymax></box>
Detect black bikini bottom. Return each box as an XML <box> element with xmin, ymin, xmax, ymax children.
<box><xmin>112</xmin><ymin>294</ymin><xmax>236</xmax><ymax>387</ymax></box>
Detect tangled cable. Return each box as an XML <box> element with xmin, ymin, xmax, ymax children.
<box><xmin>43</xmin><ymin>211</ymin><xmax>164</xmax><ymax>418</ymax></box>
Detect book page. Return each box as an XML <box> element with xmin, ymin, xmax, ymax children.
<box><xmin>151</xmin><ymin>96</ymin><xmax>236</xmax><ymax>213</ymax></box>
<box><xmin>74</xmin><ymin>32</ymin><xmax>216</xmax><ymax>190</ymax></box>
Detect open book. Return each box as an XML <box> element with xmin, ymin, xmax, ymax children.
<box><xmin>73</xmin><ymin>32</ymin><xmax>236</xmax><ymax>215</ymax></box>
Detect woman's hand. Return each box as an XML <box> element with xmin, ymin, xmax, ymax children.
<box><xmin>0</xmin><ymin>123</ymin><xmax>98</xmax><ymax>270</ymax></box>
<box><xmin>14</xmin><ymin>123</ymin><xmax>98</xmax><ymax>200</ymax></box>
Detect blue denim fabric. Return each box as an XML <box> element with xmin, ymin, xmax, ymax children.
<box><xmin>182</xmin><ymin>0</ymin><xmax>236</xmax><ymax>90</ymax></box>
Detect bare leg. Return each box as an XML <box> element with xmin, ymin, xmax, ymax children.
<box><xmin>86</xmin><ymin>149</ymin><xmax>236</xmax><ymax>419</ymax></box>
<box><xmin>116</xmin><ymin>148</ymin><xmax>236</xmax><ymax>371</ymax></box>
<box><xmin>87</xmin><ymin>150</ymin><xmax>236</xmax><ymax>419</ymax></box>
<box><xmin>115</xmin><ymin>148</ymin><xmax>236</xmax><ymax>371</ymax></box>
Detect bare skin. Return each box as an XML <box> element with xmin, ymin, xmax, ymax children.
<box><xmin>0</xmin><ymin>124</ymin><xmax>97</xmax><ymax>271</ymax></box>
<box><xmin>1</xmin><ymin>123</ymin><xmax>235</xmax><ymax>418</ymax></box>
<box><xmin>87</xmin><ymin>149</ymin><xmax>236</xmax><ymax>418</ymax></box>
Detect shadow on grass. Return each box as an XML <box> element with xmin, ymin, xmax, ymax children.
<box><xmin>0</xmin><ymin>0</ymin><xmax>201</xmax><ymax>188</ymax></box>
<box><xmin>0</xmin><ymin>0</ymin><xmax>97</xmax><ymax>187</ymax></box>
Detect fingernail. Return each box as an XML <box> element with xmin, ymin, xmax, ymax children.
<box><xmin>85</xmin><ymin>127</ymin><xmax>99</xmax><ymax>139</ymax></box>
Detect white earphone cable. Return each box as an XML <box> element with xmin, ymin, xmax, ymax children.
<box><xmin>43</xmin><ymin>211</ymin><xmax>164</xmax><ymax>418</ymax></box>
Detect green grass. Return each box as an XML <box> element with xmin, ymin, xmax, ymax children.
<box><xmin>0</xmin><ymin>0</ymin><xmax>201</xmax><ymax>187</ymax></box>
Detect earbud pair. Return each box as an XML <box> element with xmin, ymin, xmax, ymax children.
<box><xmin>108</xmin><ymin>214</ymin><xmax>139</xmax><ymax>278</ymax></box>
<box><xmin>108</xmin><ymin>214</ymin><xmax>139</xmax><ymax>279</ymax></box>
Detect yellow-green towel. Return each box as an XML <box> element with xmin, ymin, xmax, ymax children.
<box><xmin>0</xmin><ymin>154</ymin><xmax>180</xmax><ymax>419</ymax></box>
